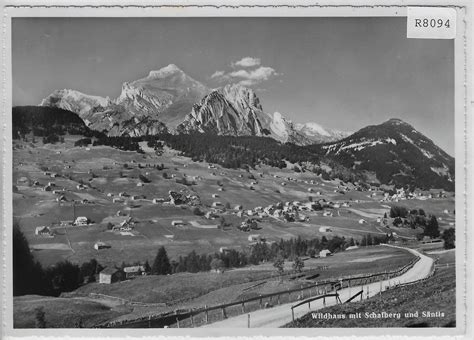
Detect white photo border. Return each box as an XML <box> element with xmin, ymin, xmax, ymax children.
<box><xmin>1</xmin><ymin>1</ymin><xmax>472</xmax><ymax>339</ymax></box>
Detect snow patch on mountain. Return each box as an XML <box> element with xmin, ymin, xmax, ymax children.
<box><xmin>323</xmin><ymin>138</ymin><xmax>397</xmax><ymax>155</ymax></box>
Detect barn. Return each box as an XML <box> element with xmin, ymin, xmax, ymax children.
<box><xmin>319</xmin><ymin>226</ymin><xmax>332</xmax><ymax>233</ymax></box>
<box><xmin>123</xmin><ymin>265</ymin><xmax>146</xmax><ymax>279</ymax></box>
<box><xmin>319</xmin><ymin>249</ymin><xmax>332</xmax><ymax>258</ymax></box>
<box><xmin>35</xmin><ymin>226</ymin><xmax>53</xmax><ymax>237</ymax></box>
<box><xmin>74</xmin><ymin>216</ymin><xmax>89</xmax><ymax>226</ymax></box>
<box><xmin>171</xmin><ymin>220</ymin><xmax>185</xmax><ymax>226</ymax></box>
<box><xmin>16</xmin><ymin>177</ymin><xmax>30</xmax><ymax>186</ymax></box>
<box><xmin>99</xmin><ymin>268</ymin><xmax>123</xmax><ymax>284</ymax></box>
<box><xmin>94</xmin><ymin>242</ymin><xmax>110</xmax><ymax>250</ymax></box>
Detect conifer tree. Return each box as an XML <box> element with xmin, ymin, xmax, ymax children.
<box><xmin>152</xmin><ymin>246</ymin><xmax>172</xmax><ymax>275</ymax></box>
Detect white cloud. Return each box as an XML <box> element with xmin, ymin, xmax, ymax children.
<box><xmin>232</xmin><ymin>57</ymin><xmax>261</xmax><ymax>68</ymax></box>
<box><xmin>210</xmin><ymin>61</ymin><xmax>279</xmax><ymax>87</ymax></box>
<box><xmin>228</xmin><ymin>66</ymin><xmax>278</xmax><ymax>86</ymax></box>
<box><xmin>210</xmin><ymin>70</ymin><xmax>225</xmax><ymax>79</ymax></box>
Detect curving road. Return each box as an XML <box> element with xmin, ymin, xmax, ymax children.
<box><xmin>201</xmin><ymin>245</ymin><xmax>433</xmax><ymax>328</ymax></box>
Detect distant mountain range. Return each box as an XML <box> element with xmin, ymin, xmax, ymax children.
<box><xmin>39</xmin><ymin>64</ymin><xmax>349</xmax><ymax>144</ymax></box>
<box><xmin>22</xmin><ymin>63</ymin><xmax>454</xmax><ymax>190</ymax></box>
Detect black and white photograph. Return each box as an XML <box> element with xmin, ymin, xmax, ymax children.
<box><xmin>1</xmin><ymin>3</ymin><xmax>472</xmax><ymax>337</ymax></box>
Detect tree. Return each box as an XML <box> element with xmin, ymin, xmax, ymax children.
<box><xmin>143</xmin><ymin>260</ymin><xmax>151</xmax><ymax>274</ymax></box>
<box><xmin>152</xmin><ymin>246</ymin><xmax>172</xmax><ymax>275</ymax></box>
<box><xmin>292</xmin><ymin>257</ymin><xmax>304</xmax><ymax>273</ymax></box>
<box><xmin>192</xmin><ymin>207</ymin><xmax>204</xmax><ymax>216</ymax></box>
<box><xmin>442</xmin><ymin>228</ymin><xmax>455</xmax><ymax>249</ymax></box>
<box><xmin>393</xmin><ymin>217</ymin><xmax>403</xmax><ymax>227</ymax></box>
<box><xmin>424</xmin><ymin>215</ymin><xmax>440</xmax><ymax>238</ymax></box>
<box><xmin>45</xmin><ymin>261</ymin><xmax>82</xmax><ymax>295</ymax></box>
<box><xmin>35</xmin><ymin>307</ymin><xmax>46</xmax><ymax>328</ymax></box>
<box><xmin>210</xmin><ymin>258</ymin><xmax>225</xmax><ymax>273</ymax></box>
<box><xmin>13</xmin><ymin>223</ymin><xmax>45</xmax><ymax>296</ymax></box>
<box><xmin>273</xmin><ymin>256</ymin><xmax>285</xmax><ymax>280</ymax></box>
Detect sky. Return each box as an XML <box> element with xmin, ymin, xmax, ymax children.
<box><xmin>12</xmin><ymin>17</ymin><xmax>454</xmax><ymax>154</ymax></box>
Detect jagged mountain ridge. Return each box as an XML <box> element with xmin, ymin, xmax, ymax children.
<box><xmin>39</xmin><ymin>64</ymin><xmax>349</xmax><ymax>144</ymax></box>
<box><xmin>177</xmin><ymin>84</ymin><xmax>271</xmax><ymax>137</ymax></box>
<box><xmin>317</xmin><ymin>118</ymin><xmax>455</xmax><ymax>190</ymax></box>
<box><xmin>176</xmin><ymin>84</ymin><xmax>347</xmax><ymax>145</ymax></box>
<box><xmin>40</xmin><ymin>64</ymin><xmax>209</xmax><ymax>136</ymax></box>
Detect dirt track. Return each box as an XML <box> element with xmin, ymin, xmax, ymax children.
<box><xmin>201</xmin><ymin>245</ymin><xmax>433</xmax><ymax>328</ymax></box>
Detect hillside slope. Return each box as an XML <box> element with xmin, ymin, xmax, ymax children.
<box><xmin>314</xmin><ymin>118</ymin><xmax>455</xmax><ymax>191</ymax></box>
<box><xmin>12</xmin><ymin>106</ymin><xmax>93</xmax><ymax>138</ymax></box>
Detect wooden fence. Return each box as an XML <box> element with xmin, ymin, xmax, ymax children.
<box><xmin>97</xmin><ymin>254</ymin><xmax>420</xmax><ymax>328</ymax></box>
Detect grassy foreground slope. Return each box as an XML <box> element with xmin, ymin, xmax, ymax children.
<box><xmin>13</xmin><ymin>295</ymin><xmax>131</xmax><ymax>328</ymax></box>
<box><xmin>285</xmin><ymin>266</ymin><xmax>455</xmax><ymax>328</ymax></box>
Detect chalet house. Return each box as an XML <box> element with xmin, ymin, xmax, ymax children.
<box><xmin>94</xmin><ymin>241</ymin><xmax>110</xmax><ymax>250</ymax></box>
<box><xmin>118</xmin><ymin>218</ymin><xmax>133</xmax><ymax>229</ymax></box>
<box><xmin>16</xmin><ymin>177</ymin><xmax>30</xmax><ymax>186</ymax></box>
<box><xmin>123</xmin><ymin>265</ymin><xmax>146</xmax><ymax>279</ymax></box>
<box><xmin>205</xmin><ymin>211</ymin><xmax>217</xmax><ymax>219</ymax></box>
<box><xmin>298</xmin><ymin>215</ymin><xmax>309</xmax><ymax>222</ymax></box>
<box><xmin>358</xmin><ymin>219</ymin><xmax>367</xmax><ymax>224</ymax></box>
<box><xmin>118</xmin><ymin>192</ymin><xmax>129</xmax><ymax>197</ymax></box>
<box><xmin>74</xmin><ymin>216</ymin><xmax>89</xmax><ymax>226</ymax></box>
<box><xmin>99</xmin><ymin>267</ymin><xmax>123</xmax><ymax>284</ymax></box>
<box><xmin>171</xmin><ymin>220</ymin><xmax>185</xmax><ymax>226</ymax></box>
<box><xmin>76</xmin><ymin>184</ymin><xmax>86</xmax><ymax>190</ymax></box>
<box><xmin>212</xmin><ymin>194</ymin><xmax>219</xmax><ymax>198</ymax></box>
<box><xmin>219</xmin><ymin>247</ymin><xmax>230</xmax><ymax>254</ymax></box>
<box><xmin>248</xmin><ymin>234</ymin><xmax>261</xmax><ymax>242</ymax></box>
<box><xmin>212</xmin><ymin>202</ymin><xmax>223</xmax><ymax>208</ymax></box>
<box><xmin>152</xmin><ymin>198</ymin><xmax>165</xmax><ymax>204</ymax></box>
<box><xmin>43</xmin><ymin>185</ymin><xmax>52</xmax><ymax>192</ymax></box>
<box><xmin>319</xmin><ymin>249</ymin><xmax>332</xmax><ymax>258</ymax></box>
<box><xmin>56</xmin><ymin>195</ymin><xmax>67</xmax><ymax>202</ymax></box>
<box><xmin>319</xmin><ymin>226</ymin><xmax>332</xmax><ymax>233</ymax></box>
<box><xmin>112</xmin><ymin>198</ymin><xmax>123</xmax><ymax>203</ymax></box>
<box><xmin>234</xmin><ymin>205</ymin><xmax>243</xmax><ymax>211</ymax></box>
<box><xmin>35</xmin><ymin>226</ymin><xmax>53</xmax><ymax>237</ymax></box>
